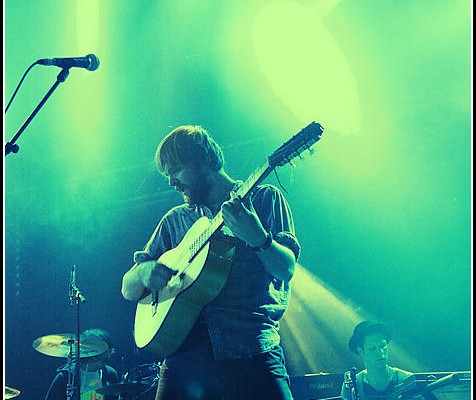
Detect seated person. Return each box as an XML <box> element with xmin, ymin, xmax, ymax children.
<box><xmin>43</xmin><ymin>328</ymin><xmax>119</xmax><ymax>400</ymax></box>
<box><xmin>341</xmin><ymin>320</ymin><xmax>413</xmax><ymax>400</ymax></box>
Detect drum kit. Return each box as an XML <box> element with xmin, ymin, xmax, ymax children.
<box><xmin>5</xmin><ymin>267</ymin><xmax>159</xmax><ymax>400</ymax></box>
<box><xmin>97</xmin><ymin>364</ymin><xmax>161</xmax><ymax>399</ymax></box>
<box><xmin>27</xmin><ymin>332</ymin><xmax>160</xmax><ymax>400</ymax></box>
<box><xmin>6</xmin><ymin>335</ymin><xmax>158</xmax><ymax>399</ymax></box>
<box><xmin>4</xmin><ymin>387</ymin><xmax>20</xmax><ymax>400</ymax></box>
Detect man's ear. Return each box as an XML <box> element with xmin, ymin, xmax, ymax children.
<box><xmin>357</xmin><ymin>346</ymin><xmax>364</xmax><ymax>357</ymax></box>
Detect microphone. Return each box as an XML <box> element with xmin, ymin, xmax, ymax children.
<box><xmin>69</xmin><ymin>264</ymin><xmax>76</xmax><ymax>299</ymax></box>
<box><xmin>71</xmin><ymin>264</ymin><xmax>76</xmax><ymax>285</ymax></box>
<box><xmin>37</xmin><ymin>54</ymin><xmax>100</xmax><ymax>71</ymax></box>
<box><xmin>69</xmin><ymin>264</ymin><xmax>86</xmax><ymax>303</ymax></box>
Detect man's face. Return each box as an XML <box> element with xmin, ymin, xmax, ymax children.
<box><xmin>80</xmin><ymin>352</ymin><xmax>109</xmax><ymax>371</ymax></box>
<box><xmin>358</xmin><ymin>333</ymin><xmax>389</xmax><ymax>369</ymax></box>
<box><xmin>164</xmin><ymin>163</ymin><xmax>211</xmax><ymax>205</ymax></box>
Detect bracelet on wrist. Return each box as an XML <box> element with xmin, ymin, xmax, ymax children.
<box><xmin>250</xmin><ymin>231</ymin><xmax>273</xmax><ymax>252</ymax></box>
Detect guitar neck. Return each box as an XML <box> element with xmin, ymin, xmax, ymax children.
<box><xmin>186</xmin><ymin>121</ymin><xmax>323</xmax><ymax>261</ymax></box>
<box><xmin>192</xmin><ymin>161</ymin><xmax>272</xmax><ymax>252</ymax></box>
<box><xmin>234</xmin><ymin>162</ymin><xmax>272</xmax><ymax>199</ymax></box>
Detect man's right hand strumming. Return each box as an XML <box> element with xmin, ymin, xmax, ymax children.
<box><xmin>122</xmin><ymin>260</ymin><xmax>178</xmax><ymax>301</ymax></box>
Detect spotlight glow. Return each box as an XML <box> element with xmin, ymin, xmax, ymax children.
<box><xmin>253</xmin><ymin>1</ymin><xmax>362</xmax><ymax>134</ymax></box>
<box><xmin>281</xmin><ymin>264</ymin><xmax>428</xmax><ymax>374</ymax></box>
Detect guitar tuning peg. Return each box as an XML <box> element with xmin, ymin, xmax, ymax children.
<box><xmin>309</xmin><ymin>148</ymin><xmax>315</xmax><ymax>155</ymax></box>
<box><xmin>290</xmin><ymin>161</ymin><xmax>297</xmax><ymax>168</ymax></box>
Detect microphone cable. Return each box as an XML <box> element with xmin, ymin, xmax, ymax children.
<box><xmin>4</xmin><ymin>60</ymin><xmax>40</xmax><ymax>113</ymax></box>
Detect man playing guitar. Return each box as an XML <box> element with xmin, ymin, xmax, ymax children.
<box><xmin>121</xmin><ymin>124</ymin><xmax>308</xmax><ymax>400</ymax></box>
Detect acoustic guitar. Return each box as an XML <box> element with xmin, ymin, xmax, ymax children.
<box><xmin>134</xmin><ymin>121</ymin><xmax>324</xmax><ymax>358</ymax></box>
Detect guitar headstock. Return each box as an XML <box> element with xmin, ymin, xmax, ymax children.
<box><xmin>268</xmin><ymin>121</ymin><xmax>324</xmax><ymax>168</ymax></box>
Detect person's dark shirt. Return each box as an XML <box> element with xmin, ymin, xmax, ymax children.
<box><xmin>341</xmin><ymin>367</ymin><xmax>414</xmax><ymax>400</ymax></box>
<box><xmin>133</xmin><ymin>183</ymin><xmax>300</xmax><ymax>360</ymax></box>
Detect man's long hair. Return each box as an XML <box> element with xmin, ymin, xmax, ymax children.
<box><xmin>155</xmin><ymin>125</ymin><xmax>224</xmax><ymax>174</ymax></box>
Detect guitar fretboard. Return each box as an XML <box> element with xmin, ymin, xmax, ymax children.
<box><xmin>181</xmin><ymin>121</ymin><xmax>323</xmax><ymax>265</ymax></box>
<box><xmin>187</xmin><ymin>161</ymin><xmax>272</xmax><ymax>259</ymax></box>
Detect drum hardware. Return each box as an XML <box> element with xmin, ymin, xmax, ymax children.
<box><xmin>106</xmin><ymin>362</ymin><xmax>161</xmax><ymax>400</ymax></box>
<box><xmin>127</xmin><ymin>383</ymin><xmax>159</xmax><ymax>400</ymax></box>
<box><xmin>32</xmin><ymin>264</ymin><xmax>88</xmax><ymax>400</ymax></box>
<box><xmin>96</xmin><ymin>382</ymin><xmax>150</xmax><ymax>398</ymax></box>
<box><xmin>4</xmin><ymin>386</ymin><xmax>21</xmax><ymax>399</ymax></box>
<box><xmin>124</xmin><ymin>362</ymin><xmax>161</xmax><ymax>386</ymax></box>
<box><xmin>32</xmin><ymin>333</ymin><xmax>109</xmax><ymax>358</ymax></box>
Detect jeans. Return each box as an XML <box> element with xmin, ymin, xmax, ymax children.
<box><xmin>155</xmin><ymin>341</ymin><xmax>294</xmax><ymax>400</ymax></box>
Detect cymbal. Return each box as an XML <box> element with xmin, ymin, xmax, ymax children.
<box><xmin>96</xmin><ymin>382</ymin><xmax>149</xmax><ymax>397</ymax></box>
<box><xmin>32</xmin><ymin>333</ymin><xmax>109</xmax><ymax>358</ymax></box>
<box><xmin>5</xmin><ymin>386</ymin><xmax>21</xmax><ymax>399</ymax></box>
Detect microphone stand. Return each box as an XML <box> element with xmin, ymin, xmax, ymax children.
<box><xmin>350</xmin><ymin>367</ymin><xmax>359</xmax><ymax>400</ymax></box>
<box><xmin>68</xmin><ymin>264</ymin><xmax>86</xmax><ymax>400</ymax></box>
<box><xmin>5</xmin><ymin>67</ymin><xmax>70</xmax><ymax>156</ymax></box>
<box><xmin>66</xmin><ymin>338</ymin><xmax>76</xmax><ymax>400</ymax></box>
<box><xmin>344</xmin><ymin>367</ymin><xmax>360</xmax><ymax>400</ymax></box>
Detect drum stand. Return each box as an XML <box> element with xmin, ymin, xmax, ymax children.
<box><xmin>129</xmin><ymin>383</ymin><xmax>159</xmax><ymax>400</ymax></box>
<box><xmin>122</xmin><ymin>361</ymin><xmax>161</xmax><ymax>400</ymax></box>
<box><xmin>66</xmin><ymin>339</ymin><xmax>77</xmax><ymax>400</ymax></box>
<box><xmin>66</xmin><ymin>264</ymin><xmax>87</xmax><ymax>400</ymax></box>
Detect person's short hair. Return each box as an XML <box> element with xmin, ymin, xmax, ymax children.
<box><xmin>348</xmin><ymin>320</ymin><xmax>392</xmax><ymax>354</ymax></box>
<box><xmin>81</xmin><ymin>328</ymin><xmax>115</xmax><ymax>356</ymax></box>
<box><xmin>155</xmin><ymin>125</ymin><xmax>224</xmax><ymax>174</ymax></box>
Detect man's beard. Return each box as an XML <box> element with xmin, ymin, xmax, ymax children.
<box><xmin>182</xmin><ymin>173</ymin><xmax>212</xmax><ymax>206</ymax></box>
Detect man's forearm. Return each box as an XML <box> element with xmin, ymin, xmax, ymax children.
<box><xmin>121</xmin><ymin>263</ymin><xmax>147</xmax><ymax>301</ymax></box>
<box><xmin>257</xmin><ymin>241</ymin><xmax>296</xmax><ymax>282</ymax></box>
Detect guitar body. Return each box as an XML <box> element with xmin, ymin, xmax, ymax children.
<box><xmin>134</xmin><ymin>216</ymin><xmax>235</xmax><ymax>358</ymax></box>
